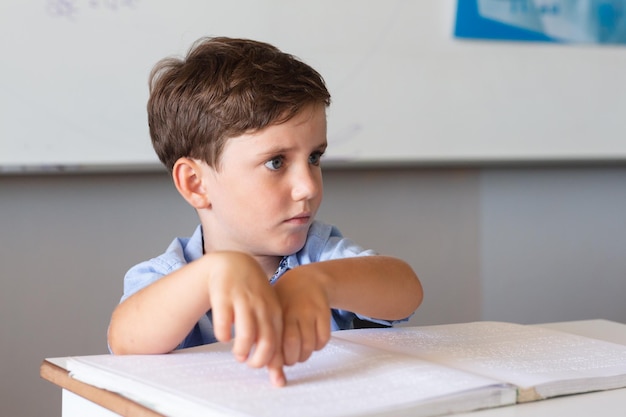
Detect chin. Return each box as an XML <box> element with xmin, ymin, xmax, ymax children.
<box><xmin>279</xmin><ymin>236</ymin><xmax>308</xmax><ymax>256</ymax></box>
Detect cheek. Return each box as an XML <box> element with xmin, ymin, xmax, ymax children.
<box><xmin>314</xmin><ymin>176</ymin><xmax>324</xmax><ymax>203</ymax></box>
<box><xmin>237</xmin><ymin>184</ymin><xmax>285</xmax><ymax>216</ymax></box>
<box><xmin>225</xmin><ymin>177</ymin><xmax>265</xmax><ymax>203</ymax></box>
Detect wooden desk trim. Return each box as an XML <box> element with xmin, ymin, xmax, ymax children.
<box><xmin>40</xmin><ymin>359</ymin><xmax>163</xmax><ymax>417</ymax></box>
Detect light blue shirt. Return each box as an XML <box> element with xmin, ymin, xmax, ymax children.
<box><xmin>122</xmin><ymin>220</ymin><xmax>404</xmax><ymax>349</ymax></box>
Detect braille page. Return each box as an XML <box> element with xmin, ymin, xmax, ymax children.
<box><xmin>334</xmin><ymin>322</ymin><xmax>626</xmax><ymax>401</ymax></box>
<box><xmin>67</xmin><ymin>337</ymin><xmax>516</xmax><ymax>417</ymax></box>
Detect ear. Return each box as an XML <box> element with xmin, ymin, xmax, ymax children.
<box><xmin>172</xmin><ymin>157</ymin><xmax>211</xmax><ymax>209</ymax></box>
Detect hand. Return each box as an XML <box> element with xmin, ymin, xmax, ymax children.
<box><xmin>205</xmin><ymin>251</ymin><xmax>286</xmax><ymax>386</ymax></box>
<box><xmin>273</xmin><ymin>267</ymin><xmax>332</xmax><ymax>366</ymax></box>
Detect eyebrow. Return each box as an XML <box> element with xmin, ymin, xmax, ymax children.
<box><xmin>260</xmin><ymin>141</ymin><xmax>328</xmax><ymax>157</ymax></box>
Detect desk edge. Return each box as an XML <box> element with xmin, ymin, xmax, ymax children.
<box><xmin>40</xmin><ymin>359</ymin><xmax>164</xmax><ymax>417</ymax></box>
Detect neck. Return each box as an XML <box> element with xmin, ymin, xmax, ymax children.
<box><xmin>199</xmin><ymin>215</ymin><xmax>282</xmax><ymax>278</ymax></box>
<box><xmin>254</xmin><ymin>255</ymin><xmax>283</xmax><ymax>279</ymax></box>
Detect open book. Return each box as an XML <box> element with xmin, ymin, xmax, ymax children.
<box><xmin>67</xmin><ymin>321</ymin><xmax>626</xmax><ymax>417</ymax></box>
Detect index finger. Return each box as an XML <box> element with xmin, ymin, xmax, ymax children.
<box><xmin>267</xmin><ymin>350</ymin><xmax>286</xmax><ymax>387</ymax></box>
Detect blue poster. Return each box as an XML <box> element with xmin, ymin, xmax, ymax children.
<box><xmin>455</xmin><ymin>0</ymin><xmax>626</xmax><ymax>44</ymax></box>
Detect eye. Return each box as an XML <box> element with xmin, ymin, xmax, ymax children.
<box><xmin>309</xmin><ymin>151</ymin><xmax>324</xmax><ymax>166</ymax></box>
<box><xmin>264</xmin><ymin>156</ymin><xmax>284</xmax><ymax>171</ymax></box>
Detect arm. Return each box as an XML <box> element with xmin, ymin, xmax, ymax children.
<box><xmin>315</xmin><ymin>255</ymin><xmax>422</xmax><ymax>320</ymax></box>
<box><xmin>273</xmin><ymin>255</ymin><xmax>422</xmax><ymax>365</ymax></box>
<box><xmin>107</xmin><ymin>251</ymin><xmax>286</xmax><ymax>386</ymax></box>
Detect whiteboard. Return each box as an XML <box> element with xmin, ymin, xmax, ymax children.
<box><xmin>1</xmin><ymin>0</ymin><xmax>625</xmax><ymax>173</ymax></box>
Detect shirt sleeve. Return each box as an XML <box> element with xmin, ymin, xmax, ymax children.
<box><xmin>120</xmin><ymin>238</ymin><xmax>189</xmax><ymax>303</ymax></box>
<box><xmin>120</xmin><ymin>226</ymin><xmax>203</xmax><ymax>303</ymax></box>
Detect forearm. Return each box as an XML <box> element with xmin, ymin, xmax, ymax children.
<box><xmin>108</xmin><ymin>256</ymin><xmax>214</xmax><ymax>355</ymax></box>
<box><xmin>295</xmin><ymin>255</ymin><xmax>423</xmax><ymax>321</ymax></box>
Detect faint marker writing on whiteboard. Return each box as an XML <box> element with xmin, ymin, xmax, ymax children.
<box><xmin>46</xmin><ymin>0</ymin><xmax>139</xmax><ymax>19</ymax></box>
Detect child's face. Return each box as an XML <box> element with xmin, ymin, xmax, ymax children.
<box><xmin>201</xmin><ymin>104</ymin><xmax>327</xmax><ymax>259</ymax></box>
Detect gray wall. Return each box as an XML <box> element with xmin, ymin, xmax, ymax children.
<box><xmin>1</xmin><ymin>166</ymin><xmax>625</xmax><ymax>416</ymax></box>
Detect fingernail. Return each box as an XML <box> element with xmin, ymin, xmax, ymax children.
<box><xmin>272</xmin><ymin>372</ymin><xmax>286</xmax><ymax>387</ymax></box>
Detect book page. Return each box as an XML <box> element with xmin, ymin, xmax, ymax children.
<box><xmin>68</xmin><ymin>337</ymin><xmax>515</xmax><ymax>417</ymax></box>
<box><xmin>334</xmin><ymin>322</ymin><xmax>626</xmax><ymax>400</ymax></box>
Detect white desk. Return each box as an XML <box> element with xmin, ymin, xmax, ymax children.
<box><xmin>41</xmin><ymin>319</ymin><xmax>626</xmax><ymax>417</ymax></box>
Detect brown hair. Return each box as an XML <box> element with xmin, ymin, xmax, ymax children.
<box><xmin>147</xmin><ymin>37</ymin><xmax>331</xmax><ymax>171</ymax></box>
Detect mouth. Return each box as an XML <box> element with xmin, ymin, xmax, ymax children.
<box><xmin>285</xmin><ymin>212</ymin><xmax>312</xmax><ymax>225</ymax></box>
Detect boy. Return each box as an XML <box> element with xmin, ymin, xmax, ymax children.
<box><xmin>107</xmin><ymin>37</ymin><xmax>423</xmax><ymax>387</ymax></box>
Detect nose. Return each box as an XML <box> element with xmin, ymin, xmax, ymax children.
<box><xmin>290</xmin><ymin>164</ymin><xmax>321</xmax><ymax>202</ymax></box>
